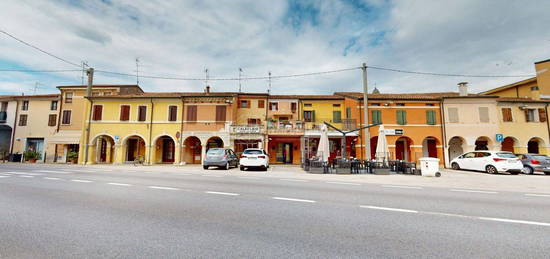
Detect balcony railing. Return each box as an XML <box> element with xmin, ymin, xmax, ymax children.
<box><xmin>342</xmin><ymin>119</ymin><xmax>357</xmax><ymax>131</ymax></box>
<box><xmin>0</xmin><ymin>111</ymin><xmax>7</xmax><ymax>122</ymax></box>
<box><xmin>267</xmin><ymin>120</ymin><xmax>305</xmax><ymax>134</ymax></box>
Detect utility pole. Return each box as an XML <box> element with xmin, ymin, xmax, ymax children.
<box><xmin>267</xmin><ymin>71</ymin><xmax>272</xmax><ymax>94</ymax></box>
<box><xmin>238</xmin><ymin>68</ymin><xmax>243</xmax><ymax>92</ymax></box>
<box><xmin>84</xmin><ymin>67</ymin><xmax>94</xmax><ymax>164</ymax></box>
<box><xmin>135</xmin><ymin>58</ymin><xmax>140</xmax><ymax>85</ymax></box>
<box><xmin>362</xmin><ymin>63</ymin><xmax>371</xmax><ymax>160</ymax></box>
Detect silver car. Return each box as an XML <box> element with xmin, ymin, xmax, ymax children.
<box><xmin>517</xmin><ymin>153</ymin><xmax>550</xmax><ymax>175</ymax></box>
<box><xmin>203</xmin><ymin>148</ymin><xmax>239</xmax><ymax>170</ymax></box>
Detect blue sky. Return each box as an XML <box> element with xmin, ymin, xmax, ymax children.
<box><xmin>1</xmin><ymin>0</ymin><xmax>549</xmax><ymax>95</ymax></box>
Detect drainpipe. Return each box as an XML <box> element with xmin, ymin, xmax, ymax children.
<box><xmin>440</xmin><ymin>98</ymin><xmax>448</xmax><ymax>168</ymax></box>
<box><xmin>545</xmin><ymin>103</ymin><xmax>550</xmax><ymax>153</ymax></box>
<box><xmin>83</xmin><ymin>98</ymin><xmax>93</xmax><ymax>164</ymax></box>
<box><xmin>179</xmin><ymin>97</ymin><xmax>185</xmax><ymax>164</ymax></box>
<box><xmin>358</xmin><ymin>98</ymin><xmax>364</xmax><ymax>160</ymax></box>
<box><xmin>147</xmin><ymin>98</ymin><xmax>154</xmax><ymax>165</ymax></box>
<box><xmin>264</xmin><ymin>94</ymin><xmax>269</xmax><ymax>151</ymax></box>
<box><xmin>10</xmin><ymin>98</ymin><xmax>19</xmax><ymax>155</ymax></box>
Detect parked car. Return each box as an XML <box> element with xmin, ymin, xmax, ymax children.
<box><xmin>239</xmin><ymin>148</ymin><xmax>269</xmax><ymax>171</ymax></box>
<box><xmin>203</xmin><ymin>148</ymin><xmax>239</xmax><ymax>170</ymax></box>
<box><xmin>517</xmin><ymin>153</ymin><xmax>550</xmax><ymax>175</ymax></box>
<box><xmin>450</xmin><ymin>151</ymin><xmax>523</xmax><ymax>174</ymax></box>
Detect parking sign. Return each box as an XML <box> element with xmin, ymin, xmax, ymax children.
<box><xmin>496</xmin><ymin>134</ymin><xmax>504</xmax><ymax>142</ymax></box>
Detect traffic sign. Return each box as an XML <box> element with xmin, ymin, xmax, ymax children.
<box><xmin>496</xmin><ymin>134</ymin><xmax>504</xmax><ymax>142</ymax></box>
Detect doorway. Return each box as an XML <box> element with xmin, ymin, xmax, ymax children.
<box><xmin>277</xmin><ymin>143</ymin><xmax>293</xmax><ymax>164</ymax></box>
<box><xmin>161</xmin><ymin>137</ymin><xmax>175</xmax><ymax>163</ymax></box>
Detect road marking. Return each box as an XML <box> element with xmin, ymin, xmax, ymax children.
<box><xmin>44</xmin><ymin>177</ymin><xmax>62</xmax><ymax>180</ymax></box>
<box><xmin>107</xmin><ymin>182</ymin><xmax>132</xmax><ymax>187</ymax></box>
<box><xmin>525</xmin><ymin>193</ymin><xmax>550</xmax><ymax>197</ymax></box>
<box><xmin>18</xmin><ymin>175</ymin><xmax>34</xmax><ymax>178</ymax></box>
<box><xmin>238</xmin><ymin>176</ymin><xmax>260</xmax><ymax>179</ymax></box>
<box><xmin>71</xmin><ymin>179</ymin><xmax>92</xmax><ymax>183</ymax></box>
<box><xmin>360</xmin><ymin>205</ymin><xmax>419</xmax><ymax>213</ymax></box>
<box><xmin>148</xmin><ymin>186</ymin><xmax>179</xmax><ymax>191</ymax></box>
<box><xmin>478</xmin><ymin>217</ymin><xmax>550</xmax><ymax>227</ymax></box>
<box><xmin>205</xmin><ymin>191</ymin><xmax>240</xmax><ymax>196</ymax></box>
<box><xmin>450</xmin><ymin>189</ymin><xmax>497</xmax><ymax>194</ymax></box>
<box><xmin>326</xmin><ymin>181</ymin><xmax>361</xmax><ymax>186</ymax></box>
<box><xmin>35</xmin><ymin>170</ymin><xmax>70</xmax><ymax>174</ymax></box>
<box><xmin>272</xmin><ymin>197</ymin><xmax>316</xmax><ymax>203</ymax></box>
<box><xmin>202</xmin><ymin>174</ymin><xmax>224</xmax><ymax>177</ymax></box>
<box><xmin>9</xmin><ymin>172</ymin><xmax>42</xmax><ymax>176</ymax></box>
<box><xmin>382</xmin><ymin>185</ymin><xmax>423</xmax><ymax>189</ymax></box>
<box><xmin>280</xmin><ymin>179</ymin><xmax>308</xmax><ymax>182</ymax></box>
<box><xmin>0</xmin><ymin>175</ymin><xmax>10</xmax><ymax>178</ymax></box>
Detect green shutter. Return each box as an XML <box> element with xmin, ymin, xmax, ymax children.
<box><xmin>312</xmin><ymin>111</ymin><xmax>316</xmax><ymax>122</ymax></box>
<box><xmin>333</xmin><ymin>111</ymin><xmax>342</xmax><ymax>123</ymax></box>
<box><xmin>397</xmin><ymin>110</ymin><xmax>407</xmax><ymax>125</ymax></box>
<box><xmin>346</xmin><ymin>107</ymin><xmax>351</xmax><ymax>119</ymax></box>
<box><xmin>372</xmin><ymin>110</ymin><xmax>381</xmax><ymax>124</ymax></box>
<box><xmin>426</xmin><ymin>110</ymin><xmax>436</xmax><ymax>125</ymax></box>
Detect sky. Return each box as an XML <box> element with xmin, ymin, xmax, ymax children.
<box><xmin>1</xmin><ymin>0</ymin><xmax>549</xmax><ymax>95</ymax></box>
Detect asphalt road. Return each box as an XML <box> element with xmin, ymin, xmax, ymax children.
<box><xmin>1</xmin><ymin>164</ymin><xmax>549</xmax><ymax>258</ymax></box>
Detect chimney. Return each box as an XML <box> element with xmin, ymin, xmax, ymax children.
<box><xmin>457</xmin><ymin>82</ymin><xmax>468</xmax><ymax>96</ymax></box>
<box><xmin>205</xmin><ymin>85</ymin><xmax>210</xmax><ymax>94</ymax></box>
<box><xmin>531</xmin><ymin>85</ymin><xmax>541</xmax><ymax>100</ymax></box>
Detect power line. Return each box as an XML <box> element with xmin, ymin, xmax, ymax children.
<box><xmin>0</xmin><ymin>29</ymin><xmax>82</xmax><ymax>68</ymax></box>
<box><xmin>367</xmin><ymin>65</ymin><xmax>534</xmax><ymax>78</ymax></box>
<box><xmin>0</xmin><ymin>69</ymin><xmax>82</xmax><ymax>73</ymax></box>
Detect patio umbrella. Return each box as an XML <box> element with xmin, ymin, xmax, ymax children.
<box><xmin>316</xmin><ymin>124</ymin><xmax>330</xmax><ymax>162</ymax></box>
<box><xmin>375</xmin><ymin>125</ymin><xmax>390</xmax><ymax>163</ymax></box>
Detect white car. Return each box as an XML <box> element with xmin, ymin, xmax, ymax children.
<box><xmin>240</xmin><ymin>148</ymin><xmax>269</xmax><ymax>171</ymax></box>
<box><xmin>450</xmin><ymin>151</ymin><xmax>523</xmax><ymax>174</ymax></box>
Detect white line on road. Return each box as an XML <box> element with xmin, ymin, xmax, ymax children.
<box><xmin>35</xmin><ymin>170</ymin><xmax>70</xmax><ymax>174</ymax></box>
<box><xmin>524</xmin><ymin>193</ymin><xmax>550</xmax><ymax>197</ymax></box>
<box><xmin>148</xmin><ymin>186</ymin><xmax>179</xmax><ymax>191</ymax></box>
<box><xmin>0</xmin><ymin>175</ymin><xmax>10</xmax><ymax>178</ymax></box>
<box><xmin>238</xmin><ymin>176</ymin><xmax>260</xmax><ymax>179</ymax></box>
<box><xmin>450</xmin><ymin>189</ymin><xmax>497</xmax><ymax>194</ymax></box>
<box><xmin>478</xmin><ymin>217</ymin><xmax>550</xmax><ymax>227</ymax></box>
<box><xmin>202</xmin><ymin>175</ymin><xmax>224</xmax><ymax>177</ymax></box>
<box><xmin>360</xmin><ymin>205</ymin><xmax>419</xmax><ymax>213</ymax></box>
<box><xmin>272</xmin><ymin>197</ymin><xmax>316</xmax><ymax>203</ymax></box>
<box><xmin>18</xmin><ymin>175</ymin><xmax>34</xmax><ymax>178</ymax></box>
<box><xmin>326</xmin><ymin>181</ymin><xmax>361</xmax><ymax>186</ymax></box>
<box><xmin>382</xmin><ymin>185</ymin><xmax>423</xmax><ymax>189</ymax></box>
<box><xmin>71</xmin><ymin>179</ymin><xmax>93</xmax><ymax>183</ymax></box>
<box><xmin>280</xmin><ymin>179</ymin><xmax>309</xmax><ymax>182</ymax></box>
<box><xmin>205</xmin><ymin>191</ymin><xmax>240</xmax><ymax>196</ymax></box>
<box><xmin>107</xmin><ymin>182</ymin><xmax>132</xmax><ymax>187</ymax></box>
<box><xmin>9</xmin><ymin>172</ymin><xmax>42</xmax><ymax>176</ymax></box>
<box><xmin>44</xmin><ymin>177</ymin><xmax>62</xmax><ymax>180</ymax></box>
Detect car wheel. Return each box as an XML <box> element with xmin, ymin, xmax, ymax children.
<box><xmin>545</xmin><ymin>172</ymin><xmax>550</xmax><ymax>175</ymax></box>
<box><xmin>203</xmin><ymin>165</ymin><xmax>209</xmax><ymax>170</ymax></box>
<box><xmin>224</xmin><ymin>163</ymin><xmax>230</xmax><ymax>170</ymax></box>
<box><xmin>451</xmin><ymin>162</ymin><xmax>460</xmax><ymax>170</ymax></box>
<box><xmin>240</xmin><ymin>166</ymin><xmax>244</xmax><ymax>171</ymax></box>
<box><xmin>523</xmin><ymin>166</ymin><xmax>533</xmax><ymax>175</ymax></box>
<box><xmin>486</xmin><ymin>165</ymin><xmax>498</xmax><ymax>174</ymax></box>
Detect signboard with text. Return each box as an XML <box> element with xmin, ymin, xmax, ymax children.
<box><xmin>384</xmin><ymin>129</ymin><xmax>404</xmax><ymax>135</ymax></box>
<box><xmin>232</xmin><ymin>126</ymin><xmax>261</xmax><ymax>134</ymax></box>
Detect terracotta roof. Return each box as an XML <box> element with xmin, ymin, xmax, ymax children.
<box><xmin>8</xmin><ymin>94</ymin><xmax>60</xmax><ymax>99</ymax></box>
<box><xmin>497</xmin><ymin>97</ymin><xmax>550</xmax><ymax>103</ymax></box>
<box><xmin>535</xmin><ymin>58</ymin><xmax>550</xmax><ymax>65</ymax></box>
<box><xmin>57</xmin><ymin>84</ymin><xmax>141</xmax><ymax>88</ymax></box>
<box><xmin>269</xmin><ymin>95</ymin><xmax>343</xmax><ymax>100</ymax></box>
<box><xmin>88</xmin><ymin>91</ymin><xmax>240</xmax><ymax>99</ymax></box>
<box><xmin>335</xmin><ymin>92</ymin><xmax>481</xmax><ymax>100</ymax></box>
<box><xmin>478</xmin><ymin>77</ymin><xmax>537</xmax><ymax>95</ymax></box>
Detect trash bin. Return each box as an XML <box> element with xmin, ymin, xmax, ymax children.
<box><xmin>419</xmin><ymin>157</ymin><xmax>441</xmax><ymax>177</ymax></box>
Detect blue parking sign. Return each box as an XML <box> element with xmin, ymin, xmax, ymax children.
<box><xmin>496</xmin><ymin>134</ymin><xmax>504</xmax><ymax>142</ymax></box>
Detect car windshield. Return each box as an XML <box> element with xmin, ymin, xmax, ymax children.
<box><xmin>496</xmin><ymin>152</ymin><xmax>516</xmax><ymax>158</ymax></box>
<box><xmin>244</xmin><ymin>149</ymin><xmax>263</xmax><ymax>155</ymax></box>
<box><xmin>531</xmin><ymin>155</ymin><xmax>549</xmax><ymax>160</ymax></box>
<box><xmin>207</xmin><ymin>149</ymin><xmax>224</xmax><ymax>155</ymax></box>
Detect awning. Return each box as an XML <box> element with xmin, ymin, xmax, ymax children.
<box><xmin>49</xmin><ymin>130</ymin><xmax>82</xmax><ymax>144</ymax></box>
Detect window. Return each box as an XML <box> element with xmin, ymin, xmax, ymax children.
<box><xmin>248</xmin><ymin>118</ymin><xmax>261</xmax><ymax>125</ymax></box>
<box><xmin>18</xmin><ymin>114</ymin><xmax>28</xmax><ymax>126</ymax></box>
<box><xmin>396</xmin><ymin>110</ymin><xmax>407</xmax><ymax>125</ymax></box>
<box><xmin>426</xmin><ymin>103</ymin><xmax>435</xmax><ymax>106</ymax></box>
<box><xmin>304</xmin><ymin>103</ymin><xmax>312</xmax><ymax>107</ymax></box>
<box><xmin>304</xmin><ymin>111</ymin><xmax>314</xmax><ymax>122</ymax></box>
<box><xmin>22</xmin><ymin>100</ymin><xmax>29</xmax><ymax>111</ymax></box>
<box><xmin>62</xmin><ymin>110</ymin><xmax>71</xmax><ymax>125</ymax></box>
<box><xmin>92</xmin><ymin>91</ymin><xmax>100</xmax><ymax>96</ymax></box>
<box><xmin>333</xmin><ymin>111</ymin><xmax>342</xmax><ymax>123</ymax></box>
<box><xmin>426</xmin><ymin>110</ymin><xmax>436</xmax><ymax>125</ymax></box>
<box><xmin>48</xmin><ymin>114</ymin><xmax>57</xmax><ymax>126</ymax></box>
<box><xmin>539</xmin><ymin>108</ymin><xmax>547</xmax><ymax>122</ymax></box>
<box><xmin>372</xmin><ymin>110</ymin><xmax>382</xmax><ymax>124</ymax></box>
<box><xmin>346</xmin><ymin>107</ymin><xmax>352</xmax><ymax>119</ymax></box>
<box><xmin>269</xmin><ymin>102</ymin><xmax>278</xmax><ymax>111</ymax></box>
<box><xmin>138</xmin><ymin>106</ymin><xmax>147</xmax><ymax>122</ymax></box>
<box><xmin>525</xmin><ymin>109</ymin><xmax>537</xmax><ymax>122</ymax></box>
<box><xmin>479</xmin><ymin>107</ymin><xmax>489</xmax><ymax>123</ymax></box>
<box><xmin>65</xmin><ymin>92</ymin><xmax>73</xmax><ymax>103</ymax></box>
<box><xmin>531</xmin><ymin>86</ymin><xmax>540</xmax><ymax>91</ymax></box>
<box><xmin>103</xmin><ymin>92</ymin><xmax>112</xmax><ymax>96</ymax></box>
<box><xmin>396</xmin><ymin>103</ymin><xmax>405</xmax><ymax>106</ymax></box>
<box><xmin>502</xmin><ymin>108</ymin><xmax>513</xmax><ymax>122</ymax></box>
<box><xmin>333</xmin><ymin>104</ymin><xmax>341</xmax><ymax>107</ymax></box>
<box><xmin>216</xmin><ymin>106</ymin><xmax>227</xmax><ymax>121</ymax></box>
<box><xmin>258</xmin><ymin>100</ymin><xmax>265</xmax><ymax>108</ymax></box>
<box><xmin>448</xmin><ymin>107</ymin><xmax>459</xmax><ymax>123</ymax></box>
<box><xmin>119</xmin><ymin>105</ymin><xmax>130</xmax><ymax>121</ymax></box>
<box><xmin>50</xmin><ymin>101</ymin><xmax>58</xmax><ymax>110</ymax></box>
<box><xmin>168</xmin><ymin>106</ymin><xmax>178</xmax><ymax>121</ymax></box>
<box><xmin>186</xmin><ymin>105</ymin><xmax>197</xmax><ymax>121</ymax></box>
<box><xmin>239</xmin><ymin>100</ymin><xmax>249</xmax><ymax>108</ymax></box>
<box><xmin>92</xmin><ymin>105</ymin><xmax>103</xmax><ymax>121</ymax></box>
<box><xmin>291</xmin><ymin>102</ymin><xmax>297</xmax><ymax>113</ymax></box>
<box><xmin>371</xmin><ymin>103</ymin><xmax>380</xmax><ymax>106</ymax></box>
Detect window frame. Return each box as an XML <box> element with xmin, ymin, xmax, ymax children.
<box><xmin>21</xmin><ymin>100</ymin><xmax>29</xmax><ymax>111</ymax></box>
<box><xmin>64</xmin><ymin>92</ymin><xmax>73</xmax><ymax>103</ymax></box>
<box><xmin>168</xmin><ymin>105</ymin><xmax>178</xmax><ymax>122</ymax></box>
<box><xmin>119</xmin><ymin>104</ymin><xmax>131</xmax><ymax>121</ymax></box>
<box><xmin>215</xmin><ymin>105</ymin><xmax>227</xmax><ymax>122</ymax></box>
<box><xmin>50</xmin><ymin>100</ymin><xmax>58</xmax><ymax>111</ymax></box>
<box><xmin>137</xmin><ymin>105</ymin><xmax>147</xmax><ymax>122</ymax></box>
<box><xmin>18</xmin><ymin>114</ymin><xmax>28</xmax><ymax>126</ymax></box>
<box><xmin>92</xmin><ymin>104</ymin><xmax>103</xmax><ymax>121</ymax></box>
<box><xmin>186</xmin><ymin>105</ymin><xmax>197</xmax><ymax>122</ymax></box>
<box><xmin>61</xmin><ymin>110</ymin><xmax>72</xmax><ymax>125</ymax></box>
<box><xmin>48</xmin><ymin>114</ymin><xmax>57</xmax><ymax>126</ymax></box>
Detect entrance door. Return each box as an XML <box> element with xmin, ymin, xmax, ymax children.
<box><xmin>162</xmin><ymin>138</ymin><xmax>175</xmax><ymax>163</ymax></box>
<box><xmin>283</xmin><ymin>143</ymin><xmax>293</xmax><ymax>164</ymax></box>
<box><xmin>127</xmin><ymin>139</ymin><xmax>137</xmax><ymax>161</ymax></box>
<box><xmin>100</xmin><ymin>139</ymin><xmax>107</xmax><ymax>162</ymax></box>
<box><xmin>427</xmin><ymin>139</ymin><xmax>437</xmax><ymax>158</ymax></box>
<box><xmin>396</xmin><ymin>141</ymin><xmax>405</xmax><ymax>160</ymax></box>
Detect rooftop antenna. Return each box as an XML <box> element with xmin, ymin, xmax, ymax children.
<box><xmin>33</xmin><ymin>82</ymin><xmax>39</xmax><ymax>95</ymax></box>
<box><xmin>238</xmin><ymin>68</ymin><xmax>243</xmax><ymax>93</ymax></box>
<box><xmin>205</xmin><ymin>68</ymin><xmax>209</xmax><ymax>87</ymax></box>
<box><xmin>267</xmin><ymin>71</ymin><xmax>272</xmax><ymax>94</ymax></box>
<box><xmin>81</xmin><ymin>61</ymin><xmax>88</xmax><ymax>85</ymax></box>
<box><xmin>135</xmin><ymin>58</ymin><xmax>140</xmax><ymax>85</ymax></box>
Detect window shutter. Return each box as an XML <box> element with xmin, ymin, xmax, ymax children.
<box><xmin>426</xmin><ymin>110</ymin><xmax>436</xmax><ymax>125</ymax></box>
<box><xmin>333</xmin><ymin>111</ymin><xmax>341</xmax><ymax>123</ymax></box>
<box><xmin>216</xmin><ymin>106</ymin><xmax>226</xmax><ymax>121</ymax></box>
<box><xmin>397</xmin><ymin>110</ymin><xmax>407</xmax><ymax>125</ymax></box>
<box><xmin>524</xmin><ymin>109</ymin><xmax>530</xmax><ymax>122</ymax></box>
<box><xmin>120</xmin><ymin>105</ymin><xmax>130</xmax><ymax>121</ymax></box>
<box><xmin>93</xmin><ymin>105</ymin><xmax>102</xmax><ymax>121</ymax></box>
<box><xmin>187</xmin><ymin>105</ymin><xmax>197</xmax><ymax>121</ymax></box>
<box><xmin>258</xmin><ymin>100</ymin><xmax>265</xmax><ymax>108</ymax></box>
<box><xmin>138</xmin><ymin>106</ymin><xmax>147</xmax><ymax>121</ymax></box>
<box><xmin>48</xmin><ymin>114</ymin><xmax>57</xmax><ymax>126</ymax></box>
<box><xmin>169</xmin><ymin>106</ymin><xmax>177</xmax><ymax>121</ymax></box>
<box><xmin>502</xmin><ymin>108</ymin><xmax>512</xmax><ymax>122</ymax></box>
<box><xmin>312</xmin><ymin>111</ymin><xmax>316</xmax><ymax>122</ymax></box>
<box><xmin>346</xmin><ymin>107</ymin><xmax>351</xmax><ymax>119</ymax></box>
<box><xmin>539</xmin><ymin>108</ymin><xmax>547</xmax><ymax>122</ymax></box>
<box><xmin>448</xmin><ymin>108</ymin><xmax>459</xmax><ymax>123</ymax></box>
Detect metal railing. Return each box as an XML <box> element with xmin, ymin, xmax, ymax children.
<box><xmin>303</xmin><ymin>158</ymin><xmax>418</xmax><ymax>175</ymax></box>
<box><xmin>267</xmin><ymin>121</ymin><xmax>304</xmax><ymax>133</ymax></box>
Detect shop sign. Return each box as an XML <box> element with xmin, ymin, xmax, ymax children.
<box><xmin>231</xmin><ymin>125</ymin><xmax>261</xmax><ymax>134</ymax></box>
<box><xmin>384</xmin><ymin>129</ymin><xmax>403</xmax><ymax>135</ymax></box>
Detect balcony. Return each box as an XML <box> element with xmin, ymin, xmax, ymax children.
<box><xmin>0</xmin><ymin>111</ymin><xmax>7</xmax><ymax>123</ymax></box>
<box><xmin>342</xmin><ymin>119</ymin><xmax>357</xmax><ymax>131</ymax></box>
<box><xmin>267</xmin><ymin>120</ymin><xmax>304</xmax><ymax>135</ymax></box>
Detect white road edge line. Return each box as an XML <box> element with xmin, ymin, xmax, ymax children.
<box><xmin>0</xmin><ymin>175</ymin><xmax>10</xmax><ymax>178</ymax></box>
<box><xmin>107</xmin><ymin>182</ymin><xmax>132</xmax><ymax>187</ymax></box>
<box><xmin>148</xmin><ymin>186</ymin><xmax>179</xmax><ymax>191</ymax></box>
<box><xmin>280</xmin><ymin>179</ymin><xmax>308</xmax><ymax>182</ymax></box>
<box><xmin>202</xmin><ymin>175</ymin><xmax>224</xmax><ymax>177</ymax></box>
<box><xmin>478</xmin><ymin>217</ymin><xmax>550</xmax><ymax>227</ymax></box>
<box><xmin>272</xmin><ymin>197</ymin><xmax>316</xmax><ymax>203</ymax></box>
<box><xmin>205</xmin><ymin>191</ymin><xmax>240</xmax><ymax>196</ymax></box>
<box><xmin>326</xmin><ymin>181</ymin><xmax>361</xmax><ymax>186</ymax></box>
<box><xmin>360</xmin><ymin>205</ymin><xmax>419</xmax><ymax>213</ymax></box>
<box><xmin>44</xmin><ymin>177</ymin><xmax>62</xmax><ymax>180</ymax></box>
<box><xmin>382</xmin><ymin>185</ymin><xmax>423</xmax><ymax>189</ymax></box>
<box><xmin>71</xmin><ymin>179</ymin><xmax>93</xmax><ymax>183</ymax></box>
<box><xmin>525</xmin><ymin>193</ymin><xmax>550</xmax><ymax>197</ymax></box>
<box><xmin>238</xmin><ymin>176</ymin><xmax>260</xmax><ymax>179</ymax></box>
<box><xmin>450</xmin><ymin>189</ymin><xmax>497</xmax><ymax>194</ymax></box>
<box><xmin>18</xmin><ymin>175</ymin><xmax>34</xmax><ymax>178</ymax></box>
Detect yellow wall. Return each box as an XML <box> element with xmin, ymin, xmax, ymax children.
<box><xmin>301</xmin><ymin>99</ymin><xmax>344</xmax><ymax>130</ymax></box>
<box><xmin>535</xmin><ymin>60</ymin><xmax>550</xmax><ymax>96</ymax></box>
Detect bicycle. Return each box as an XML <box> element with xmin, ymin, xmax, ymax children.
<box><xmin>133</xmin><ymin>156</ymin><xmax>145</xmax><ymax>166</ymax></box>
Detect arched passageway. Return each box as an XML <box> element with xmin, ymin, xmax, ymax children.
<box><xmin>93</xmin><ymin>135</ymin><xmax>115</xmax><ymax>163</ymax></box>
<box><xmin>528</xmin><ymin>137</ymin><xmax>545</xmax><ymax>154</ymax></box>
<box><xmin>395</xmin><ymin>136</ymin><xmax>413</xmax><ymax>161</ymax></box>
<box><xmin>124</xmin><ymin>136</ymin><xmax>146</xmax><ymax>162</ymax></box>
<box><xmin>448</xmin><ymin>136</ymin><xmax>465</xmax><ymax>161</ymax></box>
<box><xmin>422</xmin><ymin>137</ymin><xmax>439</xmax><ymax>158</ymax></box>
<box><xmin>155</xmin><ymin>136</ymin><xmax>175</xmax><ymax>163</ymax></box>
<box><xmin>475</xmin><ymin>136</ymin><xmax>491</xmax><ymax>151</ymax></box>
<box><xmin>206</xmin><ymin>137</ymin><xmax>224</xmax><ymax>151</ymax></box>
<box><xmin>501</xmin><ymin>137</ymin><xmax>517</xmax><ymax>153</ymax></box>
<box><xmin>183</xmin><ymin>137</ymin><xmax>202</xmax><ymax>164</ymax></box>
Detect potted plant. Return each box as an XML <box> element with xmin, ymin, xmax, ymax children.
<box><xmin>23</xmin><ymin>150</ymin><xmax>41</xmax><ymax>163</ymax></box>
<box><xmin>66</xmin><ymin>151</ymin><xmax>78</xmax><ymax>164</ymax></box>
